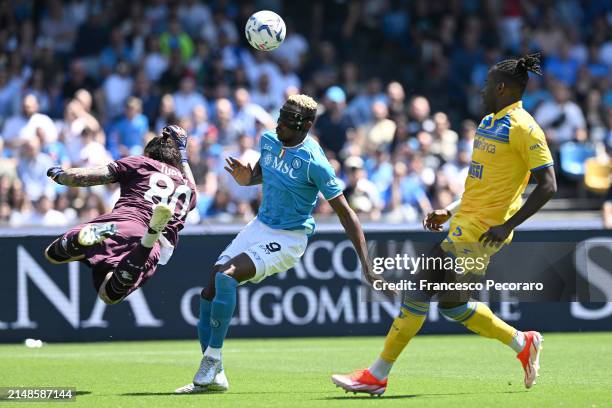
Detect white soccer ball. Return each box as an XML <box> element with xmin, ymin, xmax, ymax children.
<box><xmin>245</xmin><ymin>10</ymin><xmax>286</xmax><ymax>51</ymax></box>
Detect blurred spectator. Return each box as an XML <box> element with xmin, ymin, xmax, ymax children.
<box><xmin>233</xmin><ymin>88</ymin><xmax>274</xmax><ymax>137</ymax></box>
<box><xmin>100</xmin><ymin>27</ymin><xmax>135</xmax><ymax>72</ymax></box>
<box><xmin>271</xmin><ymin>23</ymin><xmax>308</xmax><ymax>70</ymax></box>
<box><xmin>347</xmin><ymin>78</ymin><xmax>386</xmax><ymax>126</ymax></box>
<box><xmin>155</xmin><ymin>93</ymin><xmax>178</xmax><ymax>133</ymax></box>
<box><xmin>544</xmin><ymin>43</ymin><xmax>580</xmax><ymax>86</ymax></box>
<box><xmin>251</xmin><ymin>74</ymin><xmax>282</xmax><ymax>113</ymax></box>
<box><xmin>132</xmin><ymin>71</ymin><xmax>161</xmax><ymax>124</ymax></box>
<box><xmin>214</xmin><ymin>98</ymin><xmax>241</xmax><ymax>146</ymax></box>
<box><xmin>39</xmin><ymin>0</ymin><xmax>76</xmax><ymax>58</ymax></box>
<box><xmin>62</xmin><ymin>60</ymin><xmax>96</xmax><ymax>100</ymax></box>
<box><xmin>315</xmin><ymin>86</ymin><xmax>354</xmax><ymax>157</ymax></box>
<box><xmin>27</xmin><ymin>196</ymin><xmax>68</xmax><ymax>226</ymax></box>
<box><xmin>160</xmin><ymin>18</ymin><xmax>194</xmax><ymax>63</ymax></box>
<box><xmin>407</xmin><ymin>96</ymin><xmax>435</xmax><ymax>136</ymax></box>
<box><xmin>343</xmin><ymin>156</ymin><xmax>383</xmax><ymax>220</ymax></box>
<box><xmin>173</xmin><ymin>76</ymin><xmax>207</xmax><ymax>119</ymax></box>
<box><xmin>178</xmin><ymin>0</ymin><xmax>213</xmax><ymax>38</ymax></box>
<box><xmin>2</xmin><ymin>94</ymin><xmax>57</xmax><ymax>149</ymax></box>
<box><xmin>143</xmin><ymin>35</ymin><xmax>168</xmax><ymax>82</ymax></box>
<box><xmin>102</xmin><ymin>61</ymin><xmax>133</xmax><ymax>120</ymax></box>
<box><xmin>221</xmin><ymin>133</ymin><xmax>260</xmax><ymax>205</ymax></box>
<box><xmin>77</xmin><ymin>127</ymin><xmax>112</xmax><ymax>168</ymax></box>
<box><xmin>535</xmin><ymin>82</ymin><xmax>586</xmax><ymax>146</ymax></box>
<box><xmin>107</xmin><ymin>97</ymin><xmax>148</xmax><ymax>158</ymax></box>
<box><xmin>16</xmin><ymin>138</ymin><xmax>55</xmax><ymax>202</ymax></box>
<box><xmin>358</xmin><ymin>101</ymin><xmax>396</xmax><ymax>154</ymax></box>
<box><xmin>0</xmin><ymin>138</ymin><xmax>16</xmax><ymax>179</ymax></box>
<box><xmin>0</xmin><ymin>67</ymin><xmax>22</xmax><ymax>119</ymax></box>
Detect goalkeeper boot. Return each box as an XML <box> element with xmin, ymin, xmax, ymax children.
<box><xmin>331</xmin><ymin>369</ymin><xmax>387</xmax><ymax>396</ymax></box>
<box><xmin>78</xmin><ymin>223</ymin><xmax>117</xmax><ymax>247</ymax></box>
<box><xmin>149</xmin><ymin>204</ymin><xmax>173</xmax><ymax>233</ymax></box>
<box><xmin>517</xmin><ymin>331</ymin><xmax>543</xmax><ymax>389</ymax></box>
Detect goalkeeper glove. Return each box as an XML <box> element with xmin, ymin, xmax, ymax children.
<box><xmin>47</xmin><ymin>166</ymin><xmax>65</xmax><ymax>184</ymax></box>
<box><xmin>162</xmin><ymin>125</ymin><xmax>188</xmax><ymax>163</ymax></box>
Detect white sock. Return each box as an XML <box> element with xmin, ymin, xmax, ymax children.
<box><xmin>509</xmin><ymin>330</ymin><xmax>526</xmax><ymax>353</ymax></box>
<box><xmin>141</xmin><ymin>231</ymin><xmax>159</xmax><ymax>248</ymax></box>
<box><xmin>204</xmin><ymin>346</ymin><xmax>222</xmax><ymax>360</ymax></box>
<box><xmin>368</xmin><ymin>357</ymin><xmax>393</xmax><ymax>381</ymax></box>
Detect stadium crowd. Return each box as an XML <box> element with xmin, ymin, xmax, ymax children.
<box><xmin>0</xmin><ymin>0</ymin><xmax>610</xmax><ymax>227</ymax></box>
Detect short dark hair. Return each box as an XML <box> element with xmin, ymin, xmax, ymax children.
<box><xmin>144</xmin><ymin>134</ymin><xmax>182</xmax><ymax>171</ymax></box>
<box><xmin>493</xmin><ymin>52</ymin><xmax>543</xmax><ymax>91</ymax></box>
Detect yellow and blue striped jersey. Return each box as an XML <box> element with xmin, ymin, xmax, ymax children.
<box><xmin>458</xmin><ymin>101</ymin><xmax>553</xmax><ymax>229</ymax></box>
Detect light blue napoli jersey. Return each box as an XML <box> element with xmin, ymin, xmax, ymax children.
<box><xmin>257</xmin><ymin>130</ymin><xmax>343</xmax><ymax>235</ymax></box>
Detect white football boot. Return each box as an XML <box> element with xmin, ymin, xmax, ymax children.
<box><xmin>175</xmin><ymin>369</ymin><xmax>229</xmax><ymax>393</ymax></box>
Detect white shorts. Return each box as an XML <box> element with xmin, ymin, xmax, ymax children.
<box><xmin>216</xmin><ymin>218</ymin><xmax>308</xmax><ymax>284</ymax></box>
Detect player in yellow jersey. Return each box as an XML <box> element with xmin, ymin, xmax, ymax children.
<box><xmin>332</xmin><ymin>53</ymin><xmax>557</xmax><ymax>396</ymax></box>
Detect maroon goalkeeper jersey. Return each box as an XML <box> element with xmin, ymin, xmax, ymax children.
<box><xmin>107</xmin><ymin>155</ymin><xmax>197</xmax><ymax>247</ymax></box>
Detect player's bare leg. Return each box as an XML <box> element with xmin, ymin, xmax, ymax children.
<box><xmin>189</xmin><ymin>253</ymin><xmax>255</xmax><ymax>388</ymax></box>
<box><xmin>45</xmin><ymin>223</ymin><xmax>117</xmax><ymax>264</ymax></box>
<box><xmin>98</xmin><ymin>204</ymin><xmax>172</xmax><ymax>304</ymax></box>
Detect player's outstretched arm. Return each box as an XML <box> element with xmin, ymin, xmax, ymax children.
<box><xmin>224</xmin><ymin>157</ymin><xmax>262</xmax><ymax>186</ymax></box>
<box><xmin>480</xmin><ymin>166</ymin><xmax>556</xmax><ymax>247</ymax></box>
<box><xmin>328</xmin><ymin>194</ymin><xmax>378</xmax><ymax>285</ymax></box>
<box><xmin>47</xmin><ymin>165</ymin><xmax>118</xmax><ymax>187</ymax></box>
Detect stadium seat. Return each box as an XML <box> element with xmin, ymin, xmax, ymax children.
<box><xmin>584</xmin><ymin>158</ymin><xmax>611</xmax><ymax>194</ymax></box>
<box><xmin>559</xmin><ymin>142</ymin><xmax>596</xmax><ymax>180</ymax></box>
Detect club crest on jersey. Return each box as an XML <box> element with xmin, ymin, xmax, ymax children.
<box><xmin>291</xmin><ymin>158</ymin><xmax>302</xmax><ymax>169</ymax></box>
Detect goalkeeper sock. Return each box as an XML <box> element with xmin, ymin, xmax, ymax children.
<box><xmin>208</xmin><ymin>273</ymin><xmax>238</xmax><ymax>349</ymax></box>
<box><xmin>141</xmin><ymin>228</ymin><xmax>159</xmax><ymax>248</ymax></box>
<box><xmin>197</xmin><ymin>298</ymin><xmax>212</xmax><ymax>353</ymax></box>
<box><xmin>379</xmin><ymin>300</ymin><xmax>428</xmax><ymax>365</ymax></box>
<box><xmin>440</xmin><ymin>301</ymin><xmax>516</xmax><ymax>346</ymax></box>
<box><xmin>104</xmin><ymin>244</ymin><xmax>152</xmax><ymax>302</ymax></box>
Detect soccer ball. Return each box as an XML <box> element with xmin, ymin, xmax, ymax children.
<box><xmin>245</xmin><ymin>10</ymin><xmax>286</xmax><ymax>51</ymax></box>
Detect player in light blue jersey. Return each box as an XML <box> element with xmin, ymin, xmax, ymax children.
<box><xmin>176</xmin><ymin>94</ymin><xmax>376</xmax><ymax>394</ymax></box>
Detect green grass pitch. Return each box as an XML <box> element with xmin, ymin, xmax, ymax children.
<box><xmin>2</xmin><ymin>333</ymin><xmax>611</xmax><ymax>407</ymax></box>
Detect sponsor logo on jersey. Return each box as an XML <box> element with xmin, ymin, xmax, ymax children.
<box><xmin>468</xmin><ymin>160</ymin><xmax>484</xmax><ymax>180</ymax></box>
<box><xmin>265</xmin><ymin>154</ymin><xmax>299</xmax><ymax>180</ymax></box>
<box><xmin>474</xmin><ymin>138</ymin><xmax>497</xmax><ymax>154</ymax></box>
<box><xmin>529</xmin><ymin>143</ymin><xmax>542</xmax><ymax>150</ymax></box>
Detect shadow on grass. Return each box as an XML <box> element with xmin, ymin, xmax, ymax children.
<box><xmin>321</xmin><ymin>390</ymin><xmax>529</xmax><ymax>401</ymax></box>
<box><xmin>122</xmin><ymin>391</ymin><xmax>325</xmax><ymax>396</ymax></box>
<box><xmin>76</xmin><ymin>391</ymin><xmax>92</xmax><ymax>396</ymax></box>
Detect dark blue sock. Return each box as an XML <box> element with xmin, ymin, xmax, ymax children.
<box><xmin>209</xmin><ymin>273</ymin><xmax>238</xmax><ymax>349</ymax></box>
<box><xmin>197</xmin><ymin>298</ymin><xmax>212</xmax><ymax>353</ymax></box>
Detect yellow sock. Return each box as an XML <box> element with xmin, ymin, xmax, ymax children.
<box><xmin>380</xmin><ymin>303</ymin><xmax>427</xmax><ymax>363</ymax></box>
<box><xmin>440</xmin><ymin>301</ymin><xmax>516</xmax><ymax>345</ymax></box>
